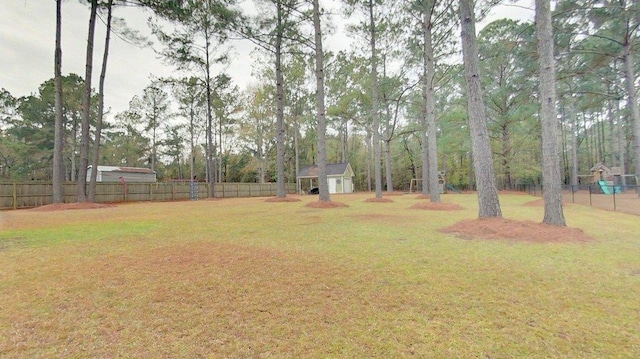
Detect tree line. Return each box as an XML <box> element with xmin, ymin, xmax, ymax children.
<box><xmin>1</xmin><ymin>0</ymin><xmax>639</xmax><ymax>225</ymax></box>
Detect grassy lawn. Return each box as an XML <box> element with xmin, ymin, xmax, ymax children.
<box><xmin>1</xmin><ymin>193</ymin><xmax>639</xmax><ymax>358</ymax></box>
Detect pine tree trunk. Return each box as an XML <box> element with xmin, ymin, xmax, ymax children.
<box><xmin>53</xmin><ymin>0</ymin><xmax>64</xmax><ymax>204</ymax></box>
<box><xmin>218</xmin><ymin>111</ymin><xmax>223</xmax><ymax>182</ymax></box>
<box><xmin>421</xmin><ymin>130</ymin><xmax>429</xmax><ymax>195</ymax></box>
<box><xmin>568</xmin><ymin>95</ymin><xmax>578</xmax><ymax>188</ymax></box>
<box><xmin>384</xmin><ymin>139</ymin><xmax>393</xmax><ymax>191</ymax></box>
<box><xmin>189</xmin><ymin>96</ymin><xmax>195</xmax><ymax>183</ymax></box>
<box><xmin>423</xmin><ymin>2</ymin><xmax>440</xmax><ymax>202</ymax></box>
<box><xmin>89</xmin><ymin>0</ymin><xmax>112</xmax><ymax>202</ymax></box>
<box><xmin>77</xmin><ymin>0</ymin><xmax>98</xmax><ymax>202</ymax></box>
<box><xmin>368</xmin><ymin>0</ymin><xmax>382</xmax><ymax>198</ymax></box>
<box><xmin>459</xmin><ymin>0</ymin><xmax>502</xmax><ymax>218</ymax></box>
<box><xmin>617</xmin><ymin>99</ymin><xmax>626</xmax><ymax>185</ymax></box>
<box><xmin>275</xmin><ymin>0</ymin><xmax>286</xmax><ymax>198</ymax></box>
<box><xmin>205</xmin><ymin>35</ymin><xmax>215</xmax><ymax>198</ymax></box>
<box><xmin>294</xmin><ymin>118</ymin><xmax>300</xmax><ymax>193</ymax></box>
<box><xmin>623</xmin><ymin>38</ymin><xmax>640</xmax><ymax>193</ymax></box>
<box><xmin>312</xmin><ymin>0</ymin><xmax>330</xmax><ymax>202</ymax></box>
<box><xmin>608</xmin><ymin>97</ymin><xmax>616</xmax><ymax>166</ymax></box>
<box><xmin>366</xmin><ymin>128</ymin><xmax>372</xmax><ymax>191</ymax></box>
<box><xmin>536</xmin><ymin>0</ymin><xmax>566</xmax><ymax>226</ymax></box>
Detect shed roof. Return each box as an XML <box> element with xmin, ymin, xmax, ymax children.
<box><xmin>89</xmin><ymin>165</ymin><xmax>156</xmax><ymax>174</ymax></box>
<box><xmin>297</xmin><ymin>163</ymin><xmax>352</xmax><ymax>178</ymax></box>
<box><xmin>589</xmin><ymin>162</ymin><xmax>611</xmax><ymax>173</ymax></box>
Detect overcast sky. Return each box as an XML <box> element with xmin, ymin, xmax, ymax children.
<box><xmin>0</xmin><ymin>1</ymin><xmax>533</xmax><ymax>118</ymax></box>
<box><xmin>1</xmin><ymin>1</ymin><xmax>271</xmax><ymax>118</ymax></box>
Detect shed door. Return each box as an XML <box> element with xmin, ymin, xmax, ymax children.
<box><xmin>328</xmin><ymin>178</ymin><xmax>337</xmax><ymax>194</ymax></box>
<box><xmin>343</xmin><ymin>178</ymin><xmax>352</xmax><ymax>193</ymax></box>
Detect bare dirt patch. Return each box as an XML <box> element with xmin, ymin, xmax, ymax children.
<box><xmin>363</xmin><ymin>197</ymin><xmax>394</xmax><ymax>203</ymax></box>
<box><xmin>414</xmin><ymin>194</ymin><xmax>430</xmax><ymax>200</ymax></box>
<box><xmin>409</xmin><ymin>202</ymin><xmax>465</xmax><ymax>211</ymax></box>
<box><xmin>29</xmin><ymin>202</ymin><xmax>116</xmax><ymax>212</ymax></box>
<box><xmin>305</xmin><ymin>200</ymin><xmax>348</xmax><ymax>208</ymax></box>
<box><xmin>440</xmin><ymin>217</ymin><xmax>594</xmax><ymax>243</ymax></box>
<box><xmin>264</xmin><ymin>196</ymin><xmax>301</xmax><ymax>203</ymax></box>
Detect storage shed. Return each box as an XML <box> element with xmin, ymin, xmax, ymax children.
<box><xmin>87</xmin><ymin>165</ymin><xmax>157</xmax><ymax>183</ymax></box>
<box><xmin>297</xmin><ymin>163</ymin><xmax>354</xmax><ymax>194</ymax></box>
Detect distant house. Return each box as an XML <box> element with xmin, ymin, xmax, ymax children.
<box><xmin>87</xmin><ymin>165</ymin><xmax>156</xmax><ymax>183</ymax></box>
<box><xmin>297</xmin><ymin>163</ymin><xmax>354</xmax><ymax>194</ymax></box>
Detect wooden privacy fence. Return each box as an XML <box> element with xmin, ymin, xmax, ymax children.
<box><xmin>0</xmin><ymin>182</ymin><xmax>297</xmax><ymax>210</ymax></box>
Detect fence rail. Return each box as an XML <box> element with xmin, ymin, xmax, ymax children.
<box><xmin>0</xmin><ymin>182</ymin><xmax>296</xmax><ymax>210</ymax></box>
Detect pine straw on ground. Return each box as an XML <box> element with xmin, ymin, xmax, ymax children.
<box><xmin>440</xmin><ymin>217</ymin><xmax>594</xmax><ymax>243</ymax></box>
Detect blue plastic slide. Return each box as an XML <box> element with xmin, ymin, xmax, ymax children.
<box><xmin>446</xmin><ymin>184</ymin><xmax>462</xmax><ymax>193</ymax></box>
<box><xmin>598</xmin><ymin>180</ymin><xmax>621</xmax><ymax>194</ymax></box>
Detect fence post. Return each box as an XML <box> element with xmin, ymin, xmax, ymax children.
<box><xmin>571</xmin><ymin>185</ymin><xmax>575</xmax><ymax>203</ymax></box>
<box><xmin>613</xmin><ymin>188</ymin><xmax>617</xmax><ymax>212</ymax></box>
<box><xmin>589</xmin><ymin>185</ymin><xmax>592</xmax><ymax>207</ymax></box>
<box><xmin>12</xmin><ymin>182</ymin><xmax>17</xmax><ymax>209</ymax></box>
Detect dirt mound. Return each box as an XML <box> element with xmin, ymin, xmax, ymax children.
<box><xmin>440</xmin><ymin>217</ymin><xmax>594</xmax><ymax>243</ymax></box>
<box><xmin>264</xmin><ymin>197</ymin><xmax>301</xmax><ymax>203</ymax></box>
<box><xmin>30</xmin><ymin>202</ymin><xmax>116</xmax><ymax>212</ymax></box>
<box><xmin>409</xmin><ymin>202</ymin><xmax>464</xmax><ymax>211</ymax></box>
<box><xmin>364</xmin><ymin>198</ymin><xmax>394</xmax><ymax>203</ymax></box>
<box><xmin>305</xmin><ymin>201</ymin><xmax>348</xmax><ymax>209</ymax></box>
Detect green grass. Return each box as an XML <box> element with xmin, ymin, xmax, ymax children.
<box><xmin>1</xmin><ymin>193</ymin><xmax>639</xmax><ymax>358</ymax></box>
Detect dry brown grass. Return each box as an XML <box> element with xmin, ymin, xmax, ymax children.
<box><xmin>305</xmin><ymin>200</ymin><xmax>348</xmax><ymax>208</ymax></box>
<box><xmin>264</xmin><ymin>196</ymin><xmax>302</xmax><ymax>203</ymax></box>
<box><xmin>363</xmin><ymin>197</ymin><xmax>394</xmax><ymax>203</ymax></box>
<box><xmin>2</xmin><ymin>242</ymin><xmax>371</xmax><ymax>357</ymax></box>
<box><xmin>409</xmin><ymin>202</ymin><xmax>465</xmax><ymax>211</ymax></box>
<box><xmin>1</xmin><ymin>193</ymin><xmax>640</xmax><ymax>357</ymax></box>
<box><xmin>29</xmin><ymin>202</ymin><xmax>116</xmax><ymax>211</ymax></box>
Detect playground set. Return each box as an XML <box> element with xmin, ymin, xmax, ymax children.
<box><xmin>583</xmin><ymin>162</ymin><xmax>632</xmax><ymax>194</ymax></box>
